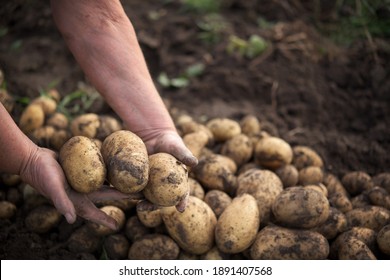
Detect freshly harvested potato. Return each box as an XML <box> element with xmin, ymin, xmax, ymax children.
<box><xmin>128</xmin><ymin>234</ymin><xmax>180</xmax><ymax>260</ymax></box>
<box><xmin>250</xmin><ymin>225</ymin><xmax>329</xmax><ymax>260</ymax></box>
<box><xmin>206</xmin><ymin>118</ymin><xmax>241</xmax><ymax>142</ymax></box>
<box><xmin>366</xmin><ymin>186</ymin><xmax>390</xmax><ymax>210</ymax></box>
<box><xmin>183</xmin><ymin>131</ymin><xmax>210</xmax><ymax>160</ymax></box>
<box><xmin>0</xmin><ymin>173</ymin><xmax>21</xmax><ymax>187</ymax></box>
<box><xmin>312</xmin><ymin>207</ymin><xmax>348</xmax><ymax>240</ymax></box>
<box><xmin>50</xmin><ymin>129</ymin><xmax>71</xmax><ymax>151</ymax></box>
<box><xmin>328</xmin><ymin>192</ymin><xmax>353</xmax><ymax>213</ymax></box>
<box><xmin>31</xmin><ymin>96</ymin><xmax>57</xmax><ymax>115</ymax></box>
<box><xmin>221</xmin><ymin>134</ymin><xmax>253</xmax><ymax>167</ymax></box>
<box><xmin>323</xmin><ymin>173</ymin><xmax>349</xmax><ymax>197</ymax></box>
<box><xmin>200</xmin><ymin>246</ymin><xmax>229</xmax><ymax>260</ymax></box>
<box><xmin>125</xmin><ymin>216</ymin><xmax>151</xmax><ymax>242</ymax></box>
<box><xmin>67</xmin><ymin>225</ymin><xmax>102</xmax><ymax>254</ymax></box>
<box><xmin>19</xmin><ymin>103</ymin><xmax>45</xmax><ymax>133</ymax></box>
<box><xmin>237</xmin><ymin>169</ymin><xmax>283</xmax><ymax>224</ymax></box>
<box><xmin>136</xmin><ymin>208</ymin><xmax>162</xmax><ymax>228</ymax></box>
<box><xmin>272</xmin><ymin>186</ymin><xmax>330</xmax><ymax>229</ymax></box>
<box><xmin>142</xmin><ymin>153</ymin><xmax>189</xmax><ymax>207</ymax></box>
<box><xmin>304</xmin><ymin>183</ymin><xmax>328</xmax><ymax>198</ymax></box>
<box><xmin>178</xmin><ymin>251</ymin><xmax>200</xmax><ymax>260</ymax></box>
<box><xmin>345</xmin><ymin>205</ymin><xmax>390</xmax><ymax>231</ymax></box>
<box><xmin>46</xmin><ymin>112</ymin><xmax>69</xmax><ymax>130</ymax></box>
<box><xmin>341</xmin><ymin>171</ymin><xmax>374</xmax><ymax>196</ymax></box>
<box><xmin>25</xmin><ymin>205</ymin><xmax>62</xmax><ymax>233</ymax></box>
<box><xmin>161</xmin><ymin>196</ymin><xmax>217</xmax><ymax>254</ymax></box>
<box><xmin>103</xmin><ymin>234</ymin><xmax>130</xmax><ymax>260</ymax></box>
<box><xmin>193</xmin><ymin>154</ymin><xmax>237</xmax><ymax>195</ymax></box>
<box><xmin>70</xmin><ymin>113</ymin><xmax>100</xmax><ymax>138</ymax></box>
<box><xmin>88</xmin><ymin>205</ymin><xmax>126</xmax><ymax>236</ymax></box>
<box><xmin>373</xmin><ymin>172</ymin><xmax>390</xmax><ymax>193</ymax></box>
<box><xmin>30</xmin><ymin>125</ymin><xmax>55</xmax><ymax>147</ymax></box>
<box><xmin>188</xmin><ymin>177</ymin><xmax>205</xmax><ymax>200</ymax></box>
<box><xmin>298</xmin><ymin>166</ymin><xmax>324</xmax><ymax>185</ymax></box>
<box><xmin>59</xmin><ymin>136</ymin><xmax>106</xmax><ymax>193</ymax></box>
<box><xmin>377</xmin><ymin>224</ymin><xmax>390</xmax><ymax>255</ymax></box>
<box><xmin>254</xmin><ymin>136</ymin><xmax>293</xmax><ymax>170</ymax></box>
<box><xmin>0</xmin><ymin>201</ymin><xmax>17</xmax><ymax>219</ymax></box>
<box><xmin>96</xmin><ymin>115</ymin><xmax>122</xmax><ymax>140</ymax></box>
<box><xmin>275</xmin><ymin>164</ymin><xmax>299</xmax><ymax>188</ymax></box>
<box><xmin>215</xmin><ymin>194</ymin><xmax>260</xmax><ymax>254</ymax></box>
<box><xmin>351</xmin><ymin>193</ymin><xmax>371</xmax><ymax>208</ymax></box>
<box><xmin>338</xmin><ymin>237</ymin><xmax>376</xmax><ymax>260</ymax></box>
<box><xmin>102</xmin><ymin>130</ymin><xmax>149</xmax><ymax>193</ymax></box>
<box><xmin>6</xmin><ymin>188</ymin><xmax>22</xmax><ymax>206</ymax></box>
<box><xmin>0</xmin><ymin>88</ymin><xmax>14</xmax><ymax>113</ymax></box>
<box><xmin>240</xmin><ymin>114</ymin><xmax>261</xmax><ymax>136</ymax></box>
<box><xmin>292</xmin><ymin>145</ymin><xmax>324</xmax><ymax>170</ymax></box>
<box><xmin>46</xmin><ymin>88</ymin><xmax>61</xmax><ymax>103</ymax></box>
<box><xmin>204</xmin><ymin>189</ymin><xmax>232</xmax><ymax>217</ymax></box>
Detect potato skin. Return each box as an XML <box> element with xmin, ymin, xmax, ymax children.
<box><xmin>204</xmin><ymin>190</ymin><xmax>232</xmax><ymax>218</ymax></box>
<box><xmin>250</xmin><ymin>225</ymin><xmax>329</xmax><ymax>260</ymax></box>
<box><xmin>341</xmin><ymin>171</ymin><xmax>374</xmax><ymax>196</ymax></box>
<box><xmin>215</xmin><ymin>194</ymin><xmax>260</xmax><ymax>254</ymax></box>
<box><xmin>103</xmin><ymin>234</ymin><xmax>130</xmax><ymax>260</ymax></box>
<box><xmin>292</xmin><ymin>145</ymin><xmax>324</xmax><ymax>170</ymax></box>
<box><xmin>19</xmin><ymin>103</ymin><xmax>45</xmax><ymax>134</ymax></box>
<box><xmin>0</xmin><ymin>201</ymin><xmax>17</xmax><ymax>219</ymax></box>
<box><xmin>206</xmin><ymin>118</ymin><xmax>241</xmax><ymax>142</ymax></box>
<box><xmin>70</xmin><ymin>113</ymin><xmax>100</xmax><ymax>138</ymax></box>
<box><xmin>275</xmin><ymin>164</ymin><xmax>299</xmax><ymax>188</ymax></box>
<box><xmin>142</xmin><ymin>153</ymin><xmax>189</xmax><ymax>207</ymax></box>
<box><xmin>161</xmin><ymin>196</ymin><xmax>217</xmax><ymax>254</ymax></box>
<box><xmin>88</xmin><ymin>205</ymin><xmax>126</xmax><ymax>236</ymax></box>
<box><xmin>102</xmin><ymin>130</ymin><xmax>149</xmax><ymax>194</ymax></box>
<box><xmin>221</xmin><ymin>134</ymin><xmax>253</xmax><ymax>167</ymax></box>
<box><xmin>377</xmin><ymin>224</ymin><xmax>390</xmax><ymax>255</ymax></box>
<box><xmin>338</xmin><ymin>238</ymin><xmax>376</xmax><ymax>260</ymax></box>
<box><xmin>312</xmin><ymin>207</ymin><xmax>348</xmax><ymax>240</ymax></box>
<box><xmin>272</xmin><ymin>186</ymin><xmax>330</xmax><ymax>229</ymax></box>
<box><xmin>60</xmin><ymin>136</ymin><xmax>106</xmax><ymax>193</ymax></box>
<box><xmin>25</xmin><ymin>205</ymin><xmax>62</xmax><ymax>233</ymax></box>
<box><xmin>345</xmin><ymin>205</ymin><xmax>390</xmax><ymax>231</ymax></box>
<box><xmin>128</xmin><ymin>234</ymin><xmax>180</xmax><ymax>260</ymax></box>
<box><xmin>254</xmin><ymin>136</ymin><xmax>293</xmax><ymax>170</ymax></box>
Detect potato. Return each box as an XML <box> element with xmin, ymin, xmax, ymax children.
<box><xmin>345</xmin><ymin>205</ymin><xmax>390</xmax><ymax>231</ymax></box>
<box><xmin>46</xmin><ymin>112</ymin><xmax>69</xmax><ymax>130</ymax></box>
<box><xmin>128</xmin><ymin>234</ymin><xmax>180</xmax><ymax>260</ymax></box>
<box><xmin>0</xmin><ymin>201</ymin><xmax>17</xmax><ymax>219</ymax></box>
<box><xmin>304</xmin><ymin>183</ymin><xmax>328</xmax><ymax>198</ymax></box>
<box><xmin>206</xmin><ymin>118</ymin><xmax>241</xmax><ymax>142</ymax></box>
<box><xmin>366</xmin><ymin>186</ymin><xmax>390</xmax><ymax>210</ymax></box>
<box><xmin>312</xmin><ymin>207</ymin><xmax>348</xmax><ymax>240</ymax></box>
<box><xmin>102</xmin><ymin>130</ymin><xmax>149</xmax><ymax>193</ymax></box>
<box><xmin>96</xmin><ymin>115</ymin><xmax>122</xmax><ymax>140</ymax></box>
<box><xmin>377</xmin><ymin>224</ymin><xmax>390</xmax><ymax>255</ymax></box>
<box><xmin>142</xmin><ymin>153</ymin><xmax>189</xmax><ymax>207</ymax></box>
<box><xmin>178</xmin><ymin>120</ymin><xmax>213</xmax><ymax>140</ymax></box>
<box><xmin>103</xmin><ymin>234</ymin><xmax>130</xmax><ymax>260</ymax></box>
<box><xmin>274</xmin><ymin>164</ymin><xmax>299</xmax><ymax>188</ymax></box>
<box><xmin>204</xmin><ymin>190</ymin><xmax>232</xmax><ymax>218</ymax></box>
<box><xmin>0</xmin><ymin>88</ymin><xmax>14</xmax><ymax>113</ymax></box>
<box><xmin>25</xmin><ymin>205</ymin><xmax>62</xmax><ymax>233</ymax></box>
<box><xmin>292</xmin><ymin>145</ymin><xmax>324</xmax><ymax>170</ymax></box>
<box><xmin>323</xmin><ymin>173</ymin><xmax>349</xmax><ymax>197</ymax></box>
<box><xmin>221</xmin><ymin>134</ymin><xmax>253</xmax><ymax>167</ymax></box>
<box><xmin>215</xmin><ymin>194</ymin><xmax>260</xmax><ymax>254</ymax></box>
<box><xmin>19</xmin><ymin>103</ymin><xmax>45</xmax><ymax>133</ymax></box>
<box><xmin>30</xmin><ymin>125</ymin><xmax>55</xmax><ymax>147</ymax></box>
<box><xmin>70</xmin><ymin>113</ymin><xmax>100</xmax><ymax>138</ymax></box>
<box><xmin>254</xmin><ymin>136</ymin><xmax>293</xmax><ymax>170</ymax></box>
<box><xmin>178</xmin><ymin>251</ymin><xmax>200</xmax><ymax>260</ymax></box>
<box><xmin>193</xmin><ymin>154</ymin><xmax>237</xmax><ymax>195</ymax></box>
<box><xmin>188</xmin><ymin>177</ymin><xmax>205</xmax><ymax>200</ymax></box>
<box><xmin>136</xmin><ymin>208</ymin><xmax>162</xmax><ymax>228</ymax></box>
<box><xmin>240</xmin><ymin>114</ymin><xmax>261</xmax><ymax>136</ymax></box>
<box><xmin>237</xmin><ymin>169</ymin><xmax>283</xmax><ymax>224</ymax></box>
<box><xmin>31</xmin><ymin>96</ymin><xmax>57</xmax><ymax>115</ymax></box>
<box><xmin>338</xmin><ymin>237</ymin><xmax>376</xmax><ymax>260</ymax></box>
<box><xmin>250</xmin><ymin>225</ymin><xmax>329</xmax><ymax>260</ymax></box>
<box><xmin>298</xmin><ymin>166</ymin><xmax>324</xmax><ymax>185</ymax></box>
<box><xmin>0</xmin><ymin>173</ymin><xmax>21</xmax><ymax>187</ymax></box>
<box><xmin>59</xmin><ymin>136</ymin><xmax>106</xmax><ymax>193</ymax></box>
<box><xmin>46</xmin><ymin>88</ymin><xmax>61</xmax><ymax>103</ymax></box>
<box><xmin>88</xmin><ymin>205</ymin><xmax>126</xmax><ymax>236</ymax></box>
<box><xmin>67</xmin><ymin>225</ymin><xmax>102</xmax><ymax>254</ymax></box>
<box><xmin>200</xmin><ymin>246</ymin><xmax>229</xmax><ymax>260</ymax></box>
<box><xmin>6</xmin><ymin>188</ymin><xmax>22</xmax><ymax>206</ymax></box>
<box><xmin>50</xmin><ymin>129</ymin><xmax>71</xmax><ymax>151</ymax></box>
<box><xmin>373</xmin><ymin>172</ymin><xmax>390</xmax><ymax>193</ymax></box>
<box><xmin>272</xmin><ymin>186</ymin><xmax>330</xmax><ymax>229</ymax></box>
<box><xmin>125</xmin><ymin>216</ymin><xmax>151</xmax><ymax>242</ymax></box>
<box><xmin>341</xmin><ymin>171</ymin><xmax>374</xmax><ymax>196</ymax></box>
<box><xmin>183</xmin><ymin>131</ymin><xmax>210</xmax><ymax>160</ymax></box>
<box><xmin>328</xmin><ymin>192</ymin><xmax>353</xmax><ymax>213</ymax></box>
<box><xmin>161</xmin><ymin>196</ymin><xmax>217</xmax><ymax>254</ymax></box>
<box><xmin>351</xmin><ymin>193</ymin><xmax>371</xmax><ymax>208</ymax></box>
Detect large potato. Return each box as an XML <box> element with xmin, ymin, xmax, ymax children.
<box><xmin>254</xmin><ymin>136</ymin><xmax>293</xmax><ymax>170</ymax></box>
<box><xmin>102</xmin><ymin>130</ymin><xmax>149</xmax><ymax>193</ymax></box>
<box><xmin>215</xmin><ymin>194</ymin><xmax>260</xmax><ymax>254</ymax></box>
<box><xmin>128</xmin><ymin>234</ymin><xmax>180</xmax><ymax>260</ymax></box>
<box><xmin>341</xmin><ymin>171</ymin><xmax>374</xmax><ymax>196</ymax></box>
<box><xmin>250</xmin><ymin>225</ymin><xmax>329</xmax><ymax>260</ymax></box>
<box><xmin>142</xmin><ymin>153</ymin><xmax>189</xmax><ymax>207</ymax></box>
<box><xmin>59</xmin><ymin>136</ymin><xmax>106</xmax><ymax>193</ymax></box>
<box><xmin>161</xmin><ymin>196</ymin><xmax>217</xmax><ymax>254</ymax></box>
<box><xmin>237</xmin><ymin>169</ymin><xmax>283</xmax><ymax>224</ymax></box>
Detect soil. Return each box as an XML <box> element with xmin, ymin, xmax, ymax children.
<box><xmin>0</xmin><ymin>0</ymin><xmax>389</xmax><ymax>260</ymax></box>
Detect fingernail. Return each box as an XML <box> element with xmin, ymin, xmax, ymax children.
<box><xmin>65</xmin><ymin>212</ymin><xmax>76</xmax><ymax>224</ymax></box>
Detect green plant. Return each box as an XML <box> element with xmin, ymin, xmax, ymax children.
<box><xmin>197</xmin><ymin>13</ymin><xmax>228</xmax><ymax>44</ymax></box>
<box><xmin>158</xmin><ymin>63</ymin><xmax>205</xmax><ymax>88</ymax></box>
<box><xmin>227</xmin><ymin>35</ymin><xmax>268</xmax><ymax>59</ymax></box>
<box><xmin>181</xmin><ymin>0</ymin><xmax>221</xmax><ymax>14</ymax></box>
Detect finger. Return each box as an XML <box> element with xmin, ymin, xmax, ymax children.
<box><xmin>87</xmin><ymin>185</ymin><xmax>144</xmax><ymax>202</ymax></box>
<box><xmin>175</xmin><ymin>192</ymin><xmax>189</xmax><ymax>213</ymax></box>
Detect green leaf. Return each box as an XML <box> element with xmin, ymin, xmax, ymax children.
<box><xmin>157</xmin><ymin>72</ymin><xmax>171</xmax><ymax>88</ymax></box>
<box><xmin>185</xmin><ymin>63</ymin><xmax>205</xmax><ymax>77</ymax></box>
<box><xmin>170</xmin><ymin>77</ymin><xmax>190</xmax><ymax>88</ymax></box>
<box><xmin>245</xmin><ymin>35</ymin><xmax>268</xmax><ymax>59</ymax></box>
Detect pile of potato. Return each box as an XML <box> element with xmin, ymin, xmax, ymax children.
<box><xmin>1</xmin><ymin>89</ymin><xmax>390</xmax><ymax>260</ymax></box>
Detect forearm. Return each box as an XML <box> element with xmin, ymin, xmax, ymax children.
<box><xmin>51</xmin><ymin>0</ymin><xmax>176</xmax><ymax>141</ymax></box>
<box><xmin>0</xmin><ymin>103</ymin><xmax>38</xmax><ymax>175</ymax></box>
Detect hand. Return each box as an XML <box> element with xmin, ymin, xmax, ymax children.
<box><xmin>19</xmin><ymin>147</ymin><xmax>139</xmax><ymax>230</ymax></box>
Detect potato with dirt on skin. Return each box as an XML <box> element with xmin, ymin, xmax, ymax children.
<box><xmin>142</xmin><ymin>153</ymin><xmax>189</xmax><ymax>208</ymax></box>
<box><xmin>200</xmin><ymin>246</ymin><xmax>229</xmax><ymax>260</ymax></box>
<box><xmin>275</xmin><ymin>164</ymin><xmax>299</xmax><ymax>188</ymax></box>
<box><xmin>70</xmin><ymin>113</ymin><xmax>100</xmax><ymax>138</ymax></box>
<box><xmin>377</xmin><ymin>224</ymin><xmax>390</xmax><ymax>255</ymax></box>
<box><xmin>0</xmin><ymin>201</ymin><xmax>17</xmax><ymax>219</ymax></box>
<box><xmin>161</xmin><ymin>196</ymin><xmax>217</xmax><ymax>255</ymax></box>
<box><xmin>298</xmin><ymin>166</ymin><xmax>324</xmax><ymax>185</ymax></box>
<box><xmin>25</xmin><ymin>205</ymin><xmax>62</xmax><ymax>233</ymax></box>
<box><xmin>254</xmin><ymin>136</ymin><xmax>293</xmax><ymax>170</ymax></box>
<box><xmin>206</xmin><ymin>117</ymin><xmax>241</xmax><ymax>142</ymax></box>
<box><xmin>292</xmin><ymin>145</ymin><xmax>324</xmax><ymax>170</ymax></box>
<box><xmin>59</xmin><ymin>136</ymin><xmax>106</xmax><ymax>193</ymax></box>
<box><xmin>338</xmin><ymin>237</ymin><xmax>377</xmax><ymax>260</ymax></box>
<box><xmin>31</xmin><ymin>96</ymin><xmax>57</xmax><ymax>115</ymax></box>
<box><xmin>272</xmin><ymin>186</ymin><xmax>330</xmax><ymax>229</ymax></box>
<box><xmin>46</xmin><ymin>112</ymin><xmax>69</xmax><ymax>130</ymax></box>
<box><xmin>215</xmin><ymin>194</ymin><xmax>260</xmax><ymax>254</ymax></box>
<box><xmin>30</xmin><ymin>125</ymin><xmax>56</xmax><ymax>147</ymax></box>
<box><xmin>328</xmin><ymin>192</ymin><xmax>353</xmax><ymax>213</ymax></box>
<box><xmin>188</xmin><ymin>177</ymin><xmax>205</xmax><ymax>200</ymax></box>
<box><xmin>102</xmin><ymin>130</ymin><xmax>149</xmax><ymax>194</ymax></box>
<box><xmin>221</xmin><ymin>134</ymin><xmax>253</xmax><ymax>167</ymax></box>
<box><xmin>237</xmin><ymin>169</ymin><xmax>283</xmax><ymax>224</ymax></box>
<box><xmin>250</xmin><ymin>225</ymin><xmax>329</xmax><ymax>260</ymax></box>
<box><xmin>366</xmin><ymin>186</ymin><xmax>390</xmax><ymax>210</ymax></box>
<box><xmin>183</xmin><ymin>131</ymin><xmax>210</xmax><ymax>160</ymax></box>
<box><xmin>88</xmin><ymin>205</ymin><xmax>126</xmax><ymax>236</ymax></box>
<box><xmin>96</xmin><ymin>115</ymin><xmax>122</xmax><ymax>140</ymax></box>
<box><xmin>312</xmin><ymin>207</ymin><xmax>348</xmax><ymax>240</ymax></box>
<box><xmin>19</xmin><ymin>103</ymin><xmax>45</xmax><ymax>134</ymax></box>
<box><xmin>128</xmin><ymin>234</ymin><xmax>180</xmax><ymax>260</ymax></box>
<box><xmin>345</xmin><ymin>205</ymin><xmax>390</xmax><ymax>232</ymax></box>
<box><xmin>341</xmin><ymin>171</ymin><xmax>374</xmax><ymax>196</ymax></box>
<box><xmin>50</xmin><ymin>129</ymin><xmax>71</xmax><ymax>151</ymax></box>
<box><xmin>373</xmin><ymin>172</ymin><xmax>390</xmax><ymax>193</ymax></box>
<box><xmin>304</xmin><ymin>183</ymin><xmax>328</xmax><ymax>197</ymax></box>
<box><xmin>67</xmin><ymin>225</ymin><xmax>102</xmax><ymax>254</ymax></box>
<box><xmin>323</xmin><ymin>173</ymin><xmax>349</xmax><ymax>197</ymax></box>
<box><xmin>136</xmin><ymin>208</ymin><xmax>162</xmax><ymax>228</ymax></box>
<box><xmin>204</xmin><ymin>189</ymin><xmax>232</xmax><ymax>218</ymax></box>
<box><xmin>240</xmin><ymin>114</ymin><xmax>261</xmax><ymax>136</ymax></box>
<box><xmin>125</xmin><ymin>216</ymin><xmax>151</xmax><ymax>242</ymax></box>
<box><xmin>103</xmin><ymin>234</ymin><xmax>130</xmax><ymax>260</ymax></box>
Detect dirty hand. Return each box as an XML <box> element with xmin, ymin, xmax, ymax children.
<box><xmin>19</xmin><ymin>147</ymin><xmax>138</xmax><ymax>230</ymax></box>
